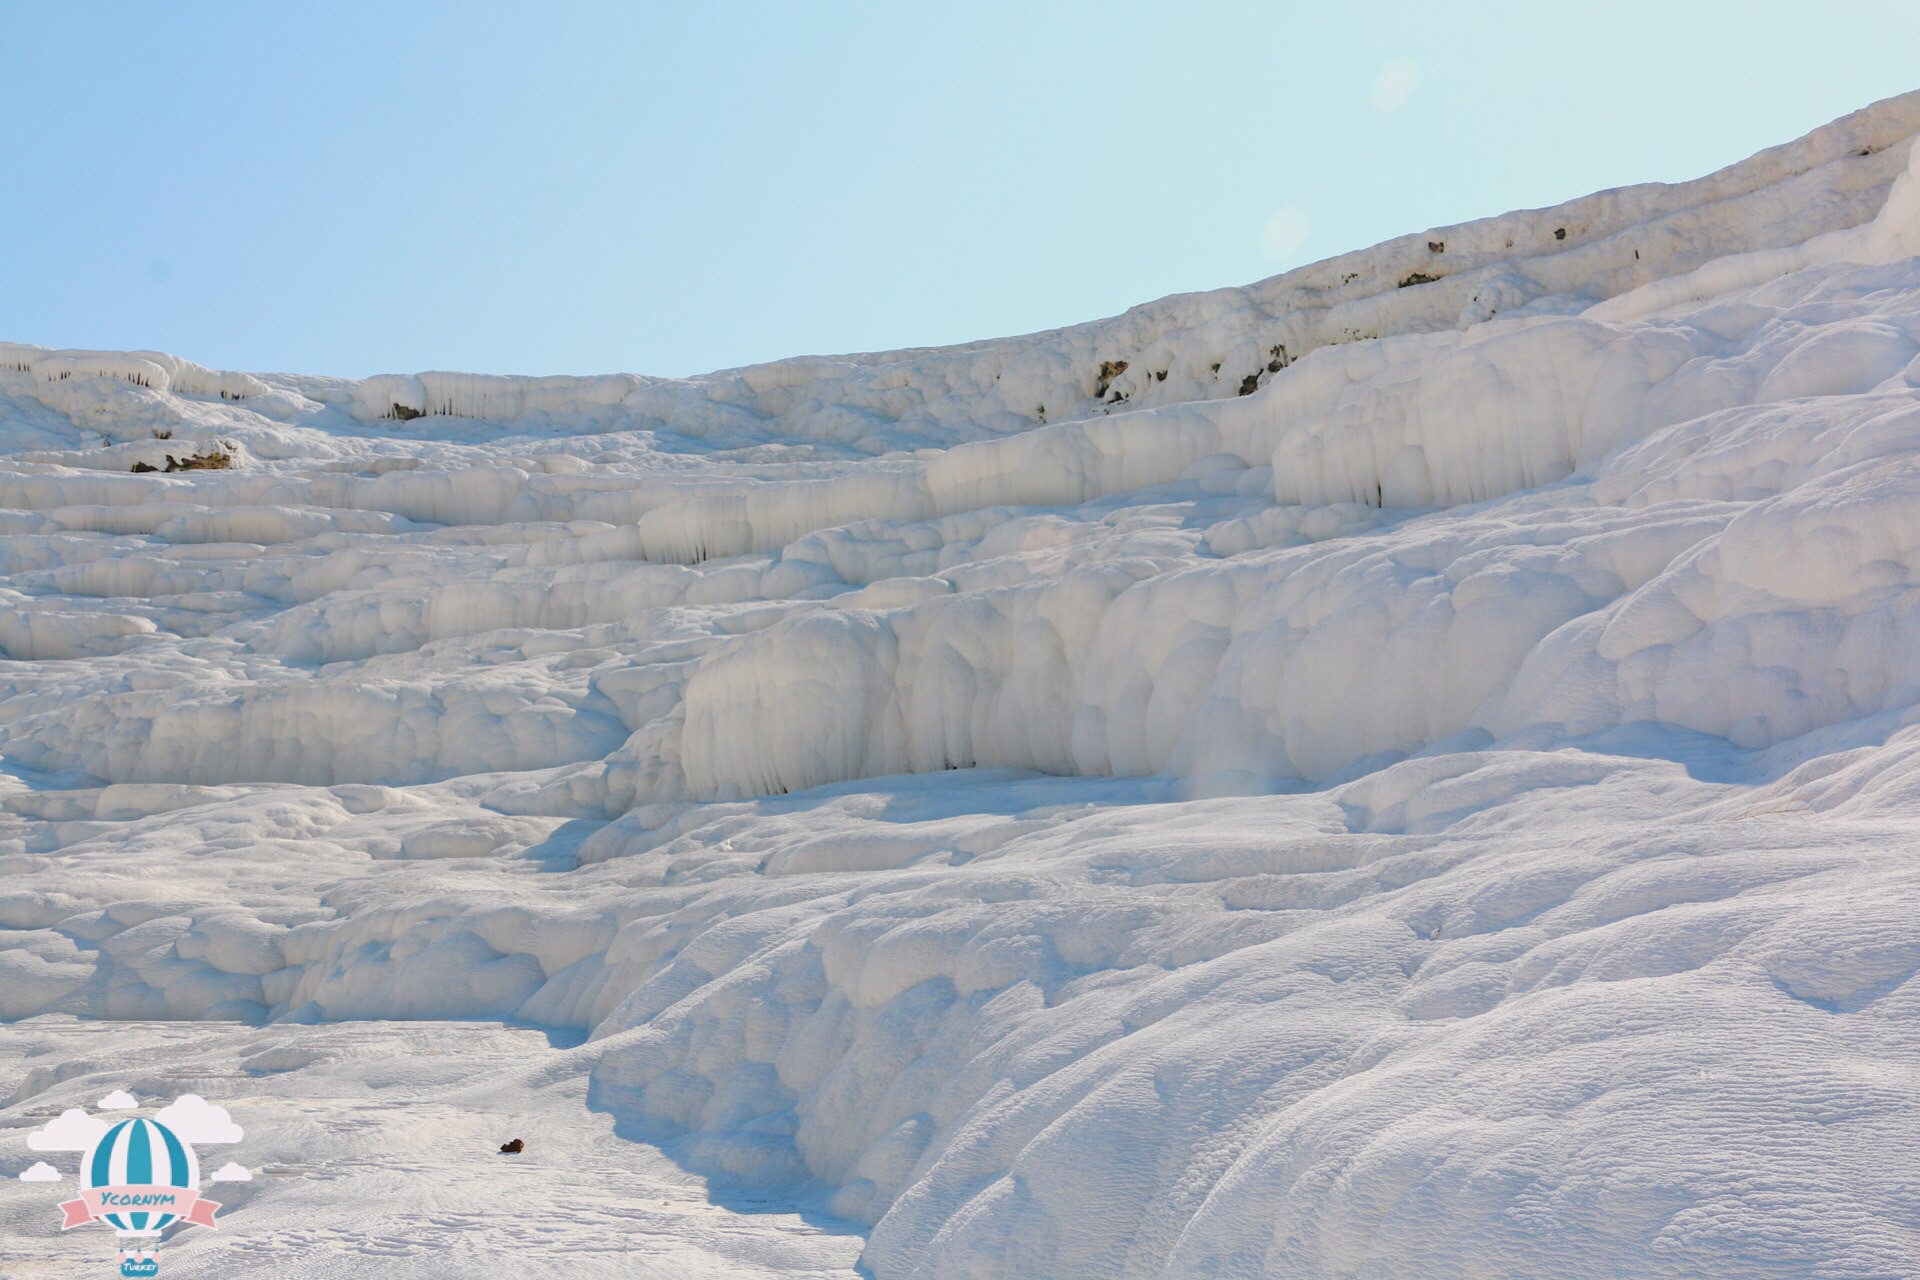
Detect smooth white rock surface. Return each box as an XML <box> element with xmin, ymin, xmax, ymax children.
<box><xmin>7</xmin><ymin>91</ymin><xmax>1920</xmax><ymax>1277</ymax></box>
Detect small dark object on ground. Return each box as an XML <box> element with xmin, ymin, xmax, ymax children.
<box><xmin>134</xmin><ymin>449</ymin><xmax>232</xmax><ymax>474</ymax></box>
<box><xmin>169</xmin><ymin>449</ymin><xmax>231</xmax><ymax>472</ymax></box>
<box><xmin>152</xmin><ymin>429</ymin><xmax>171</xmax><ymax>440</ymax></box>
<box><xmin>1398</xmin><ymin>271</ymin><xmax>1440</xmax><ymax>288</ymax></box>
<box><xmin>391</xmin><ymin>403</ymin><xmax>425</xmax><ymax>421</ymax></box>
<box><xmin>1237</xmin><ymin>373</ymin><xmax>1261</xmax><ymax>396</ymax></box>
<box><xmin>500</xmin><ymin>1138</ymin><xmax>524</xmax><ymax>1154</ymax></box>
<box><xmin>1428</xmin><ymin>240</ymin><xmax>1445</xmax><ymax>253</ymax></box>
<box><xmin>1553</xmin><ymin>227</ymin><xmax>1567</xmax><ymax>241</ymax></box>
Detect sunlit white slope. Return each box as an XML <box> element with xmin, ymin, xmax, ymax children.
<box><xmin>5</xmin><ymin>92</ymin><xmax>1920</xmax><ymax>1279</ymax></box>
<box><xmin>8</xmin><ymin>96</ymin><xmax>1920</xmax><ymax>803</ymax></box>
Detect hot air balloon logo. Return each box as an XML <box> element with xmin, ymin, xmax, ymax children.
<box><xmin>21</xmin><ymin>1091</ymin><xmax>245</xmax><ymax>1275</ymax></box>
<box><xmin>78</xmin><ymin>1118</ymin><xmax>203</xmax><ymax>1237</ymax></box>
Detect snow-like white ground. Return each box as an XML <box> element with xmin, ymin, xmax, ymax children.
<box><xmin>0</xmin><ymin>1020</ymin><xmax>862</xmax><ymax>1277</ymax></box>
<box><xmin>7</xmin><ymin>92</ymin><xmax>1920</xmax><ymax>1276</ymax></box>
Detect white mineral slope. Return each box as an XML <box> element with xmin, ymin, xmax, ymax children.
<box><xmin>0</xmin><ymin>1019</ymin><xmax>864</xmax><ymax>1278</ymax></box>
<box><xmin>6</xmin><ymin>93</ymin><xmax>1920</xmax><ymax>1277</ymax></box>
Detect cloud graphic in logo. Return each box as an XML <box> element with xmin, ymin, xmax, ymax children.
<box><xmin>154</xmin><ymin>1094</ymin><xmax>242</xmax><ymax>1144</ymax></box>
<box><xmin>19</xmin><ymin>1161</ymin><xmax>62</xmax><ymax>1182</ymax></box>
<box><xmin>97</xmin><ymin>1090</ymin><xmax>138</xmax><ymax>1111</ymax></box>
<box><xmin>210</xmin><ymin>1162</ymin><xmax>252</xmax><ymax>1182</ymax></box>
<box><xmin>28</xmin><ymin>1109</ymin><xmax>106</xmax><ymax>1152</ymax></box>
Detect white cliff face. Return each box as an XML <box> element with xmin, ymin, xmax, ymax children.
<box><xmin>6</xmin><ymin>92</ymin><xmax>1920</xmax><ymax>1278</ymax></box>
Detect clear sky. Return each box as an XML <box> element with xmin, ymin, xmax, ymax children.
<box><xmin>5</xmin><ymin>1</ymin><xmax>1919</xmax><ymax>379</ymax></box>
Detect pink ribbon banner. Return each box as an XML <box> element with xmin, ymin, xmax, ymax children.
<box><xmin>59</xmin><ymin>1186</ymin><xmax>220</xmax><ymax>1231</ymax></box>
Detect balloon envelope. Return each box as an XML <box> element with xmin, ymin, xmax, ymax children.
<box><xmin>82</xmin><ymin>1119</ymin><xmax>198</xmax><ymax>1236</ymax></box>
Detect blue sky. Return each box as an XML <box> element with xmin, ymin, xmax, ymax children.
<box><xmin>5</xmin><ymin>2</ymin><xmax>1919</xmax><ymax>378</ymax></box>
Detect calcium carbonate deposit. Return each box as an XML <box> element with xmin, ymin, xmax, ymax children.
<box><xmin>7</xmin><ymin>92</ymin><xmax>1920</xmax><ymax>1277</ymax></box>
